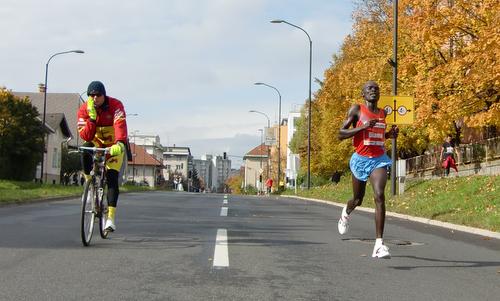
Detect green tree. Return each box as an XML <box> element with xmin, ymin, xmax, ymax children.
<box><xmin>0</xmin><ymin>88</ymin><xmax>44</xmax><ymax>180</ymax></box>
<box><xmin>60</xmin><ymin>145</ymin><xmax>82</xmax><ymax>183</ymax></box>
<box><xmin>191</xmin><ymin>168</ymin><xmax>201</xmax><ymax>191</ymax></box>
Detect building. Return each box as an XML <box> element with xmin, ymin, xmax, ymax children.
<box><xmin>194</xmin><ymin>155</ymin><xmax>213</xmax><ymax>191</ymax></box>
<box><xmin>128</xmin><ymin>143</ymin><xmax>163</xmax><ymax>187</ymax></box>
<box><xmin>129</xmin><ymin>133</ymin><xmax>163</xmax><ymax>161</ymax></box>
<box><xmin>13</xmin><ymin>88</ymin><xmax>79</xmax><ymax>182</ymax></box>
<box><xmin>285</xmin><ymin>110</ymin><xmax>302</xmax><ymax>188</ymax></box>
<box><xmin>243</xmin><ymin>143</ymin><xmax>270</xmax><ymax>191</ymax></box>
<box><xmin>42</xmin><ymin>113</ymin><xmax>72</xmax><ymax>184</ymax></box>
<box><xmin>13</xmin><ymin>88</ymin><xmax>83</xmax><ymax>147</ymax></box>
<box><xmin>215</xmin><ymin>154</ymin><xmax>231</xmax><ymax>192</ymax></box>
<box><xmin>193</xmin><ymin>154</ymin><xmax>231</xmax><ymax>192</ymax></box>
<box><xmin>163</xmin><ymin>146</ymin><xmax>193</xmax><ymax>182</ymax></box>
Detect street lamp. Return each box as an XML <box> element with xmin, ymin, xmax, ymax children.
<box><xmin>271</xmin><ymin>19</ymin><xmax>313</xmax><ymax>189</ymax></box>
<box><xmin>41</xmin><ymin>49</ymin><xmax>84</xmax><ymax>183</ymax></box>
<box><xmin>131</xmin><ymin>130</ymin><xmax>140</xmax><ymax>184</ymax></box>
<box><xmin>249</xmin><ymin>109</ymin><xmax>271</xmax><ymax>182</ymax></box>
<box><xmin>254</xmin><ymin>82</ymin><xmax>282</xmax><ymax>191</ymax></box>
<box><xmin>258</xmin><ymin>128</ymin><xmax>264</xmax><ymax>194</ymax></box>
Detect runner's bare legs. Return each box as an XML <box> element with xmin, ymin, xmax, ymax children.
<box><xmin>346</xmin><ymin>175</ymin><xmax>367</xmax><ymax>214</ymax></box>
<box><xmin>369</xmin><ymin>168</ymin><xmax>388</xmax><ymax>238</ymax></box>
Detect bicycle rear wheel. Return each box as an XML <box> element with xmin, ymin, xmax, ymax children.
<box><xmin>81</xmin><ymin>180</ymin><xmax>96</xmax><ymax>246</ymax></box>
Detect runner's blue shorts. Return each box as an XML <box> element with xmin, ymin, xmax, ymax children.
<box><xmin>349</xmin><ymin>152</ymin><xmax>392</xmax><ymax>182</ymax></box>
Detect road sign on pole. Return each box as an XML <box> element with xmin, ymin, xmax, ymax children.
<box><xmin>379</xmin><ymin>96</ymin><xmax>414</xmax><ymax>125</ymax></box>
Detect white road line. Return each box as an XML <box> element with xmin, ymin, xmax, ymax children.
<box><xmin>213</xmin><ymin>229</ymin><xmax>229</xmax><ymax>267</ymax></box>
<box><xmin>224</xmin><ymin>195</ymin><xmax>228</xmax><ymax>199</ymax></box>
<box><xmin>220</xmin><ymin>207</ymin><xmax>228</xmax><ymax>216</ymax></box>
<box><xmin>223</xmin><ymin>199</ymin><xmax>228</xmax><ymax>205</ymax></box>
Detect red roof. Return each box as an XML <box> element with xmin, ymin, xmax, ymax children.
<box><xmin>245</xmin><ymin>143</ymin><xmax>270</xmax><ymax>157</ymax></box>
<box><xmin>129</xmin><ymin>143</ymin><xmax>163</xmax><ymax>166</ymax></box>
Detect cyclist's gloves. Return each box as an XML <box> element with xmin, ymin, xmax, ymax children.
<box><xmin>109</xmin><ymin>142</ymin><xmax>125</xmax><ymax>156</ymax></box>
<box><xmin>86</xmin><ymin>97</ymin><xmax>97</xmax><ymax>120</ymax></box>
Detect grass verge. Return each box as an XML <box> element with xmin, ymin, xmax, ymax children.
<box><xmin>282</xmin><ymin>174</ymin><xmax>500</xmax><ymax>232</ymax></box>
<box><xmin>0</xmin><ymin>180</ymin><xmax>155</xmax><ymax>204</ymax></box>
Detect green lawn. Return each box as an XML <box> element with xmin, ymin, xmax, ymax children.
<box><xmin>0</xmin><ymin>180</ymin><xmax>155</xmax><ymax>204</ymax></box>
<box><xmin>283</xmin><ymin>174</ymin><xmax>500</xmax><ymax>232</ymax></box>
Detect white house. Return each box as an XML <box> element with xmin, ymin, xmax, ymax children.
<box><xmin>243</xmin><ymin>143</ymin><xmax>270</xmax><ymax>192</ymax></box>
<box><xmin>41</xmin><ymin>113</ymin><xmax>72</xmax><ymax>184</ymax></box>
<box><xmin>128</xmin><ymin>143</ymin><xmax>163</xmax><ymax>187</ymax></box>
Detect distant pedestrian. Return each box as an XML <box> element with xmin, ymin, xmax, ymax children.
<box><xmin>440</xmin><ymin>135</ymin><xmax>459</xmax><ymax>176</ymax></box>
<box><xmin>265</xmin><ymin>178</ymin><xmax>273</xmax><ymax>195</ymax></box>
<box><xmin>80</xmin><ymin>174</ymin><xmax>85</xmax><ymax>186</ymax></box>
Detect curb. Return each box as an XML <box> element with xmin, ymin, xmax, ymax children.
<box><xmin>281</xmin><ymin>195</ymin><xmax>500</xmax><ymax>240</ymax></box>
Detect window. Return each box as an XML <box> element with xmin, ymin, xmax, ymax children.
<box><xmin>52</xmin><ymin>148</ymin><xmax>59</xmax><ymax>168</ymax></box>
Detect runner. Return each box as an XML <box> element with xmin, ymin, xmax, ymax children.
<box><xmin>337</xmin><ymin>80</ymin><xmax>399</xmax><ymax>259</ymax></box>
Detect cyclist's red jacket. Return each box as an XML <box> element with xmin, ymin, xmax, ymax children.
<box><xmin>77</xmin><ymin>96</ymin><xmax>128</xmax><ymax>147</ymax></box>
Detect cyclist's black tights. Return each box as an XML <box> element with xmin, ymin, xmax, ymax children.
<box><xmin>82</xmin><ymin>142</ymin><xmax>120</xmax><ymax>207</ymax></box>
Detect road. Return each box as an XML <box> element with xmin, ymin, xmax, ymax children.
<box><xmin>0</xmin><ymin>191</ymin><xmax>498</xmax><ymax>300</ymax></box>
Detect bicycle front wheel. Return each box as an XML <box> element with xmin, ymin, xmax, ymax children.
<box><xmin>81</xmin><ymin>180</ymin><xmax>96</xmax><ymax>246</ymax></box>
<box><xmin>98</xmin><ymin>191</ymin><xmax>109</xmax><ymax>239</ymax></box>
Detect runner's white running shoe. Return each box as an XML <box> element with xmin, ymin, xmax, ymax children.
<box><xmin>104</xmin><ymin>218</ymin><xmax>116</xmax><ymax>232</ymax></box>
<box><xmin>338</xmin><ymin>206</ymin><xmax>350</xmax><ymax>235</ymax></box>
<box><xmin>372</xmin><ymin>244</ymin><xmax>391</xmax><ymax>259</ymax></box>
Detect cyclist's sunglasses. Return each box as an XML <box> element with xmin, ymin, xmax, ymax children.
<box><xmin>88</xmin><ymin>93</ymin><xmax>102</xmax><ymax>97</ymax></box>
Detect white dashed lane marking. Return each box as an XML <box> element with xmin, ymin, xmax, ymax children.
<box><xmin>220</xmin><ymin>207</ymin><xmax>228</xmax><ymax>216</ymax></box>
<box><xmin>213</xmin><ymin>229</ymin><xmax>229</xmax><ymax>267</ymax></box>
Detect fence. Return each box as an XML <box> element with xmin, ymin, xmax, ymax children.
<box><xmin>405</xmin><ymin>136</ymin><xmax>500</xmax><ymax>178</ymax></box>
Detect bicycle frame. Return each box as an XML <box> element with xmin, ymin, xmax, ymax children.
<box><xmin>78</xmin><ymin>146</ymin><xmax>110</xmax><ymax>246</ymax></box>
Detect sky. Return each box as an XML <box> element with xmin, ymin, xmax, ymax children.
<box><xmin>0</xmin><ymin>0</ymin><xmax>355</xmax><ymax>167</ymax></box>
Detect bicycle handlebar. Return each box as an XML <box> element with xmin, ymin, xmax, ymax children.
<box><xmin>77</xmin><ymin>146</ymin><xmax>110</xmax><ymax>153</ymax></box>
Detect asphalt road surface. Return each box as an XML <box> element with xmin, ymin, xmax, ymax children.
<box><xmin>0</xmin><ymin>191</ymin><xmax>498</xmax><ymax>301</ymax></box>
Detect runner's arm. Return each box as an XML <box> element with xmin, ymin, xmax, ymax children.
<box><xmin>338</xmin><ymin>104</ymin><xmax>373</xmax><ymax>140</ymax></box>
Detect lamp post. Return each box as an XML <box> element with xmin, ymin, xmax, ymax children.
<box><xmin>271</xmin><ymin>19</ymin><xmax>312</xmax><ymax>189</ymax></box>
<box><xmin>131</xmin><ymin>130</ymin><xmax>140</xmax><ymax>184</ymax></box>
<box><xmin>254</xmin><ymin>82</ymin><xmax>282</xmax><ymax>191</ymax></box>
<box><xmin>249</xmin><ymin>109</ymin><xmax>271</xmax><ymax>182</ymax></box>
<box><xmin>40</xmin><ymin>49</ymin><xmax>84</xmax><ymax>183</ymax></box>
<box><xmin>258</xmin><ymin>128</ymin><xmax>263</xmax><ymax>194</ymax></box>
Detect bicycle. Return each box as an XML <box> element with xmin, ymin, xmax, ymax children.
<box><xmin>75</xmin><ymin>146</ymin><xmax>111</xmax><ymax>246</ymax></box>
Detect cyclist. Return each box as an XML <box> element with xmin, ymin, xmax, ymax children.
<box><xmin>337</xmin><ymin>80</ymin><xmax>399</xmax><ymax>259</ymax></box>
<box><xmin>77</xmin><ymin>81</ymin><xmax>128</xmax><ymax>232</ymax></box>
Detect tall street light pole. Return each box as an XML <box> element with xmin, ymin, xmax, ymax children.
<box><xmin>254</xmin><ymin>82</ymin><xmax>282</xmax><ymax>191</ymax></box>
<box><xmin>271</xmin><ymin>19</ymin><xmax>312</xmax><ymax>189</ymax></box>
<box><xmin>258</xmin><ymin>128</ymin><xmax>263</xmax><ymax>193</ymax></box>
<box><xmin>41</xmin><ymin>49</ymin><xmax>84</xmax><ymax>183</ymax></box>
<box><xmin>249</xmin><ymin>110</ymin><xmax>271</xmax><ymax>182</ymax></box>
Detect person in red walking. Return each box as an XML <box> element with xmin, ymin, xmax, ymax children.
<box><xmin>337</xmin><ymin>80</ymin><xmax>399</xmax><ymax>259</ymax></box>
<box><xmin>265</xmin><ymin>178</ymin><xmax>273</xmax><ymax>195</ymax></box>
<box><xmin>440</xmin><ymin>135</ymin><xmax>459</xmax><ymax>176</ymax></box>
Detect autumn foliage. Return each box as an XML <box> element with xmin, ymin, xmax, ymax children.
<box><xmin>291</xmin><ymin>0</ymin><xmax>499</xmax><ymax>178</ymax></box>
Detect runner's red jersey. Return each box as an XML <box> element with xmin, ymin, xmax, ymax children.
<box><xmin>353</xmin><ymin>104</ymin><xmax>386</xmax><ymax>158</ymax></box>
